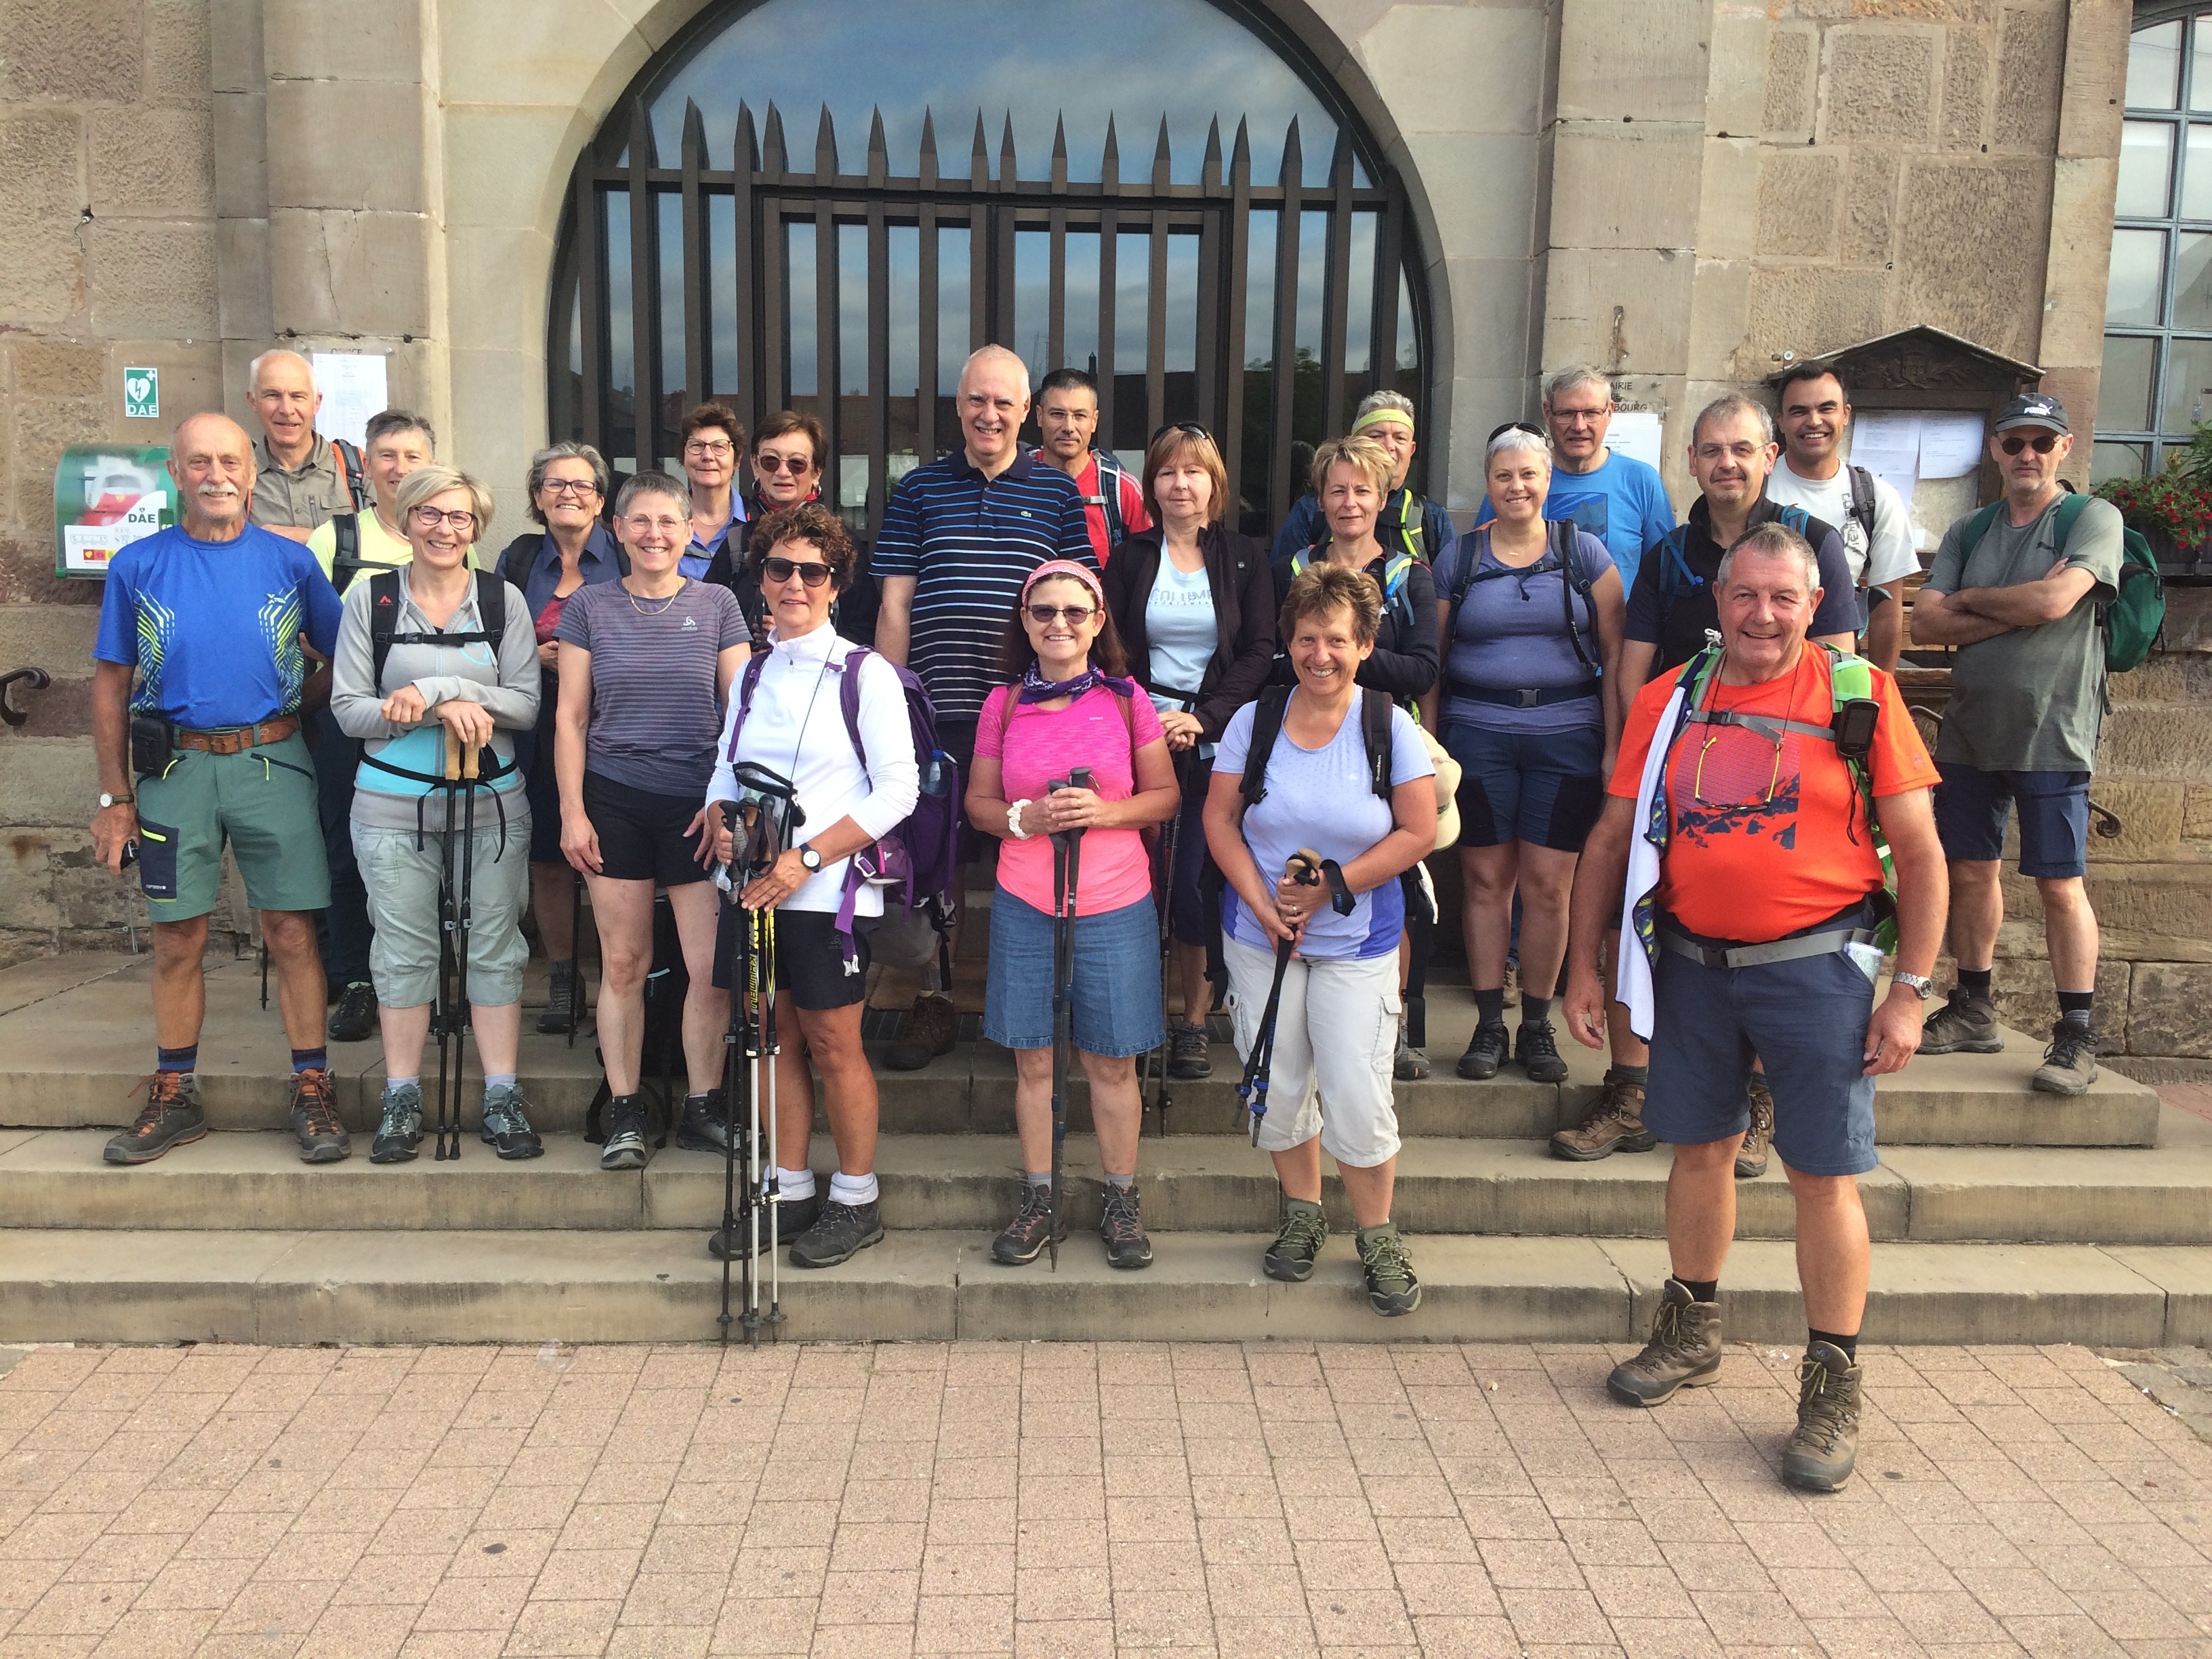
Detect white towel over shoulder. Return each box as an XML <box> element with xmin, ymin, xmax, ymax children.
<box><xmin>1616</xmin><ymin>681</ymin><xmax>1687</xmax><ymax>1042</ymax></box>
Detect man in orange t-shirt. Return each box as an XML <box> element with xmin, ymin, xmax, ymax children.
<box><xmin>1563</xmin><ymin>522</ymin><xmax>1948</xmax><ymax>1495</ymax></box>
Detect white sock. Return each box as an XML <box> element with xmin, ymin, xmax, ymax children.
<box><xmin>777</xmin><ymin>1166</ymin><xmax>817</xmax><ymax>1201</ymax></box>
<box><xmin>829</xmin><ymin>1170</ymin><xmax>879</xmax><ymax>1206</ymax></box>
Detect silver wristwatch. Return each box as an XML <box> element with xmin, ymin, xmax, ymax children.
<box><xmin>1891</xmin><ymin>971</ymin><xmax>1935</xmax><ymax>1000</ymax></box>
<box><xmin>798</xmin><ymin>844</ymin><xmax>823</xmax><ymax>872</ymax></box>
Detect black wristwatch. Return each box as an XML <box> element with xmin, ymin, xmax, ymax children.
<box><xmin>797</xmin><ymin>844</ymin><xmax>823</xmax><ymax>872</ymax></box>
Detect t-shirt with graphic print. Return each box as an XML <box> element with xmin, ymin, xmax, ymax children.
<box><xmin>1607</xmin><ymin>648</ymin><xmax>1937</xmax><ymax>943</ymax></box>
<box><xmin>94</xmin><ymin>523</ymin><xmax>343</xmax><ymax>730</ymax></box>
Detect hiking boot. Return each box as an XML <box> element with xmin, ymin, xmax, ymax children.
<box><xmin>1263</xmin><ymin>1198</ymin><xmax>1328</xmax><ymax>1283</ymax></box>
<box><xmin>1918</xmin><ymin>990</ymin><xmax>2003</xmax><ymax>1055</ymax></box>
<box><xmin>1393</xmin><ymin>1008</ymin><xmax>1431</xmax><ymax>1082</ymax></box>
<box><xmin>1515</xmin><ymin>1018</ymin><xmax>1568</xmax><ymax>1084</ymax></box>
<box><xmin>1099</xmin><ymin>1183</ymin><xmax>1153</xmax><ymax>1270</ymax></box>
<box><xmin>675</xmin><ymin>1089</ymin><xmax>732</xmax><ymax>1153</ymax></box>
<box><xmin>371</xmin><ymin>1084</ymin><xmax>424</xmax><ymax>1164</ymax></box>
<box><xmin>104</xmin><ymin>1072</ymin><xmax>205</xmax><ymax>1166</ymax></box>
<box><xmin>1457</xmin><ymin>1019</ymin><xmax>1509</xmax><ymax>1081</ymax></box>
<box><xmin>326</xmin><ymin>981</ymin><xmax>377</xmax><ymax>1044</ymax></box>
<box><xmin>1356</xmin><ymin>1224</ymin><xmax>1421</xmax><ymax>1317</ymax></box>
<box><xmin>991</xmin><ymin>1183</ymin><xmax>1065</xmax><ymax>1266</ymax></box>
<box><xmin>536</xmin><ymin>960</ymin><xmax>577</xmax><ymax>1035</ymax></box>
<box><xmin>1166</xmin><ymin>1023</ymin><xmax>1212</xmax><ymax>1081</ymax></box>
<box><xmin>1551</xmin><ymin>1069</ymin><xmax>1655</xmax><ymax>1161</ymax></box>
<box><xmin>1781</xmin><ymin>1341</ymin><xmax>1863</xmax><ymax>1492</ymax></box>
<box><xmin>2032</xmin><ymin>1021</ymin><xmax>2100</xmax><ymax>1096</ymax></box>
<box><xmin>1607</xmin><ymin>1279</ymin><xmax>1724</xmax><ymax>1406</ymax></box>
<box><xmin>599</xmin><ymin>1094</ymin><xmax>649</xmax><ymax>1170</ymax></box>
<box><xmin>1736</xmin><ymin>1074</ymin><xmax>1774</xmax><ymax>1180</ymax></box>
<box><xmin>790</xmin><ymin>1199</ymin><xmax>884</xmax><ymax>1268</ymax></box>
<box><xmin>289</xmin><ymin>1069</ymin><xmax>350</xmax><ymax>1164</ymax></box>
<box><xmin>480</xmin><ymin>1084</ymin><xmax>543</xmax><ymax>1160</ymax></box>
<box><xmin>885</xmin><ymin>992</ymin><xmax>958</xmax><ymax>1071</ymax></box>
<box><xmin>708</xmin><ymin>1188</ymin><xmax>823</xmax><ymax>1261</ymax></box>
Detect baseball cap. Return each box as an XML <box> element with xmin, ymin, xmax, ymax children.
<box><xmin>1994</xmin><ymin>392</ymin><xmax>2068</xmax><ymax>434</ymax></box>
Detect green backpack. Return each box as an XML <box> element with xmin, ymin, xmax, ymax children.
<box><xmin>1957</xmin><ymin>494</ymin><xmax>2165</xmax><ymax>673</ymax></box>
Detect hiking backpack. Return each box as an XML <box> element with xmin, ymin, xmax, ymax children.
<box><xmin>1954</xmin><ymin>494</ymin><xmax>2165</xmax><ymax>674</ymax></box>
<box><xmin>1442</xmin><ymin>517</ymin><xmax>1601</xmax><ymax>675</ymax></box>
<box><xmin>1289</xmin><ymin>545</ymin><xmax>1421</xmax><ymax>641</ymax></box>
<box><xmin>1081</xmin><ymin>449</ymin><xmax>1133</xmax><ymax>554</ymax></box>
<box><xmin>367</xmin><ymin>568</ymin><xmax>508</xmax><ymax>691</ymax></box>
<box><xmin>1238</xmin><ymin>683</ymin><xmax>1396</xmax><ymax>809</ymax></box>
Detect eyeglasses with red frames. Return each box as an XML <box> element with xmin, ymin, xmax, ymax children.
<box><xmin>1998</xmin><ymin>432</ymin><xmax>2062</xmax><ymax>456</ymax></box>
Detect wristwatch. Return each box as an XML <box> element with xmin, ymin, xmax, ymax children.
<box><xmin>1891</xmin><ymin>971</ymin><xmax>1936</xmax><ymax>1000</ymax></box>
<box><xmin>98</xmin><ymin>792</ymin><xmax>133</xmax><ymax>809</ymax></box>
<box><xmin>797</xmin><ymin>844</ymin><xmax>823</xmax><ymax>872</ymax></box>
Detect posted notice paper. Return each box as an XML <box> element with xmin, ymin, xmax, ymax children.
<box><xmin>312</xmin><ymin>352</ymin><xmax>388</xmax><ymax>451</ymax></box>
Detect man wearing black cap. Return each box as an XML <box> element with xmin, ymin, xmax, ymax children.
<box><xmin>1910</xmin><ymin>394</ymin><xmax>2123</xmax><ymax>1094</ymax></box>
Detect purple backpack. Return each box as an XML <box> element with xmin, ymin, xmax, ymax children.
<box><xmin>725</xmin><ymin>646</ymin><xmax>960</xmax><ymax>962</ymax></box>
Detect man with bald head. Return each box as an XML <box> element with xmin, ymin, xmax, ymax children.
<box><xmin>247</xmin><ymin>350</ymin><xmax>369</xmax><ymax>542</ymax></box>
<box><xmin>90</xmin><ymin>413</ymin><xmax>350</xmax><ymax>1166</ymax></box>
<box><xmin>870</xmin><ymin>345</ymin><xmax>1094</xmax><ymax>1068</ymax></box>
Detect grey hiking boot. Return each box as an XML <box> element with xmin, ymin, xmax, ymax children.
<box><xmin>289</xmin><ymin>1069</ymin><xmax>350</xmax><ymax>1164</ymax></box>
<box><xmin>1782</xmin><ymin>1341</ymin><xmax>1863</xmax><ymax>1492</ymax></box>
<box><xmin>675</xmin><ymin>1089</ymin><xmax>732</xmax><ymax>1153</ymax></box>
<box><xmin>1166</xmin><ymin>1023</ymin><xmax>1212</xmax><ymax>1080</ymax></box>
<box><xmin>1551</xmin><ymin>1069</ymin><xmax>1655</xmax><ymax>1162</ymax></box>
<box><xmin>1263</xmin><ymin>1198</ymin><xmax>1328</xmax><ymax>1283</ymax></box>
<box><xmin>371</xmin><ymin>1084</ymin><xmax>424</xmax><ymax>1164</ymax></box>
<box><xmin>480</xmin><ymin>1084</ymin><xmax>543</xmax><ymax>1160</ymax></box>
<box><xmin>104</xmin><ymin>1071</ymin><xmax>205</xmax><ymax>1166</ymax></box>
<box><xmin>1736</xmin><ymin>1073</ymin><xmax>1773</xmax><ymax>1179</ymax></box>
<box><xmin>790</xmin><ymin>1198</ymin><xmax>884</xmax><ymax>1268</ymax></box>
<box><xmin>1607</xmin><ymin>1279</ymin><xmax>1725</xmax><ymax>1406</ymax></box>
<box><xmin>886</xmin><ymin>993</ymin><xmax>958</xmax><ymax>1071</ymax></box>
<box><xmin>599</xmin><ymin>1094</ymin><xmax>649</xmax><ymax>1170</ymax></box>
<box><xmin>1457</xmin><ymin>1019</ymin><xmax>1509</xmax><ymax>1081</ymax></box>
<box><xmin>2032</xmin><ymin>1020</ymin><xmax>2099</xmax><ymax>1095</ymax></box>
<box><xmin>1356</xmin><ymin>1223</ymin><xmax>1421</xmax><ymax>1317</ymax></box>
<box><xmin>1515</xmin><ymin>1018</ymin><xmax>1568</xmax><ymax>1084</ymax></box>
<box><xmin>708</xmin><ymin>1188</ymin><xmax>822</xmax><ymax>1261</ymax></box>
<box><xmin>1099</xmin><ymin>1183</ymin><xmax>1153</xmax><ymax>1270</ymax></box>
<box><xmin>1393</xmin><ymin>1008</ymin><xmax>1431</xmax><ymax>1081</ymax></box>
<box><xmin>536</xmin><ymin>960</ymin><xmax>577</xmax><ymax>1035</ymax></box>
<box><xmin>991</xmin><ymin>1182</ymin><xmax>1065</xmax><ymax>1265</ymax></box>
<box><xmin>1918</xmin><ymin>990</ymin><xmax>2003</xmax><ymax>1055</ymax></box>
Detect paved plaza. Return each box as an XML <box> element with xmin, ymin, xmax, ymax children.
<box><xmin>0</xmin><ymin>1338</ymin><xmax>2205</xmax><ymax>1658</ymax></box>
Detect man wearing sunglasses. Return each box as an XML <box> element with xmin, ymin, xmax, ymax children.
<box><xmin>1910</xmin><ymin>393</ymin><xmax>2124</xmax><ymax>1096</ymax></box>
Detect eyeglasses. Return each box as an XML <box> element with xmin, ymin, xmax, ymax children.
<box><xmin>1025</xmin><ymin>604</ymin><xmax>1097</xmax><ymax>626</ymax></box>
<box><xmin>760</xmin><ymin>555</ymin><xmax>833</xmax><ymax>588</ymax></box>
<box><xmin>411</xmin><ymin>506</ymin><xmax>478</xmax><ymax>530</ymax></box>
<box><xmin>1999</xmin><ymin>432</ymin><xmax>2061</xmax><ymax>455</ymax></box>
<box><xmin>753</xmin><ymin>453</ymin><xmax>815</xmax><ymax>475</ymax></box>
<box><xmin>540</xmin><ymin>477</ymin><xmax>601</xmax><ymax>497</ymax></box>
<box><xmin>684</xmin><ymin>439</ymin><xmax>735</xmax><ymax>458</ymax></box>
<box><xmin>1150</xmin><ymin>422</ymin><xmax>1213</xmax><ymax>444</ymax></box>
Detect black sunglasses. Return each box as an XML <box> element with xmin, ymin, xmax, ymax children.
<box><xmin>1999</xmin><ymin>432</ymin><xmax>2062</xmax><ymax>456</ymax></box>
<box><xmin>1487</xmin><ymin>420</ymin><xmax>1547</xmax><ymax>444</ymax></box>
<box><xmin>760</xmin><ymin>554</ymin><xmax>834</xmax><ymax>588</ymax></box>
<box><xmin>1150</xmin><ymin>422</ymin><xmax>1214</xmax><ymax>445</ymax></box>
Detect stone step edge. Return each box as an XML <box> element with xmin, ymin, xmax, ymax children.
<box><xmin>0</xmin><ymin>1231</ymin><xmax>2203</xmax><ymax>1349</ymax></box>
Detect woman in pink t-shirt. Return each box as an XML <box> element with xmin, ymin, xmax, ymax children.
<box><xmin>966</xmin><ymin>562</ymin><xmax>1181</xmax><ymax>1272</ymax></box>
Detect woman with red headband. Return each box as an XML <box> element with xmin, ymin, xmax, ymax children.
<box><xmin>966</xmin><ymin>560</ymin><xmax>1183</xmax><ymax>1270</ymax></box>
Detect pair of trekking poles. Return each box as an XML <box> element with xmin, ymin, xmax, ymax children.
<box><xmin>1233</xmin><ymin>848</ymin><xmax>1353</xmax><ymax>1147</ymax></box>
<box><xmin>716</xmin><ymin>761</ymin><xmax>803</xmax><ymax>1343</ymax></box>
<box><xmin>422</xmin><ymin>733</ymin><xmax>487</xmax><ymax>1162</ymax></box>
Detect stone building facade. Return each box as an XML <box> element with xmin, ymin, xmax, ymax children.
<box><xmin>3</xmin><ymin>0</ymin><xmax>2206</xmax><ymax>1069</ymax></box>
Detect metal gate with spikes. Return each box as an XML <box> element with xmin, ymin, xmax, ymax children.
<box><xmin>552</xmin><ymin>98</ymin><xmax>1422</xmax><ymax>539</ymax></box>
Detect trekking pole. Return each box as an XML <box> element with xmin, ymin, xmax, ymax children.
<box><xmin>1044</xmin><ymin>766</ymin><xmax>1094</xmax><ymax>1272</ymax></box>
<box><xmin>1236</xmin><ymin>850</ymin><xmax>1322</xmax><ymax>1147</ymax></box>
<box><xmin>565</xmin><ymin>872</ymin><xmax>583</xmax><ymax>1048</ymax></box>
<box><xmin>1148</xmin><ymin>748</ymin><xmax>1188</xmax><ymax>1138</ymax></box>
<box><xmin>741</xmin><ymin>878</ymin><xmax>765</xmax><ymax>1341</ymax></box>
<box><xmin>441</xmin><ymin>739</ymin><xmax>479</xmax><ymax>1163</ymax></box>
<box><xmin>716</xmin><ymin>801</ymin><xmax>747</xmax><ymax>1345</ymax></box>
<box><xmin>430</xmin><ymin>734</ymin><xmax>462</xmax><ymax>1162</ymax></box>
<box><xmin>761</xmin><ymin>899</ymin><xmax>783</xmax><ymax>1334</ymax></box>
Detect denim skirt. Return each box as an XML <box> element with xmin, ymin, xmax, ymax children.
<box><xmin>983</xmin><ymin>889</ymin><xmax>1164</xmax><ymax>1057</ymax></box>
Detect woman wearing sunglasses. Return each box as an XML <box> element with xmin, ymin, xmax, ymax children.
<box><xmin>966</xmin><ymin>562</ymin><xmax>1183</xmax><ymax>1269</ymax></box>
<box><xmin>1101</xmin><ymin>424</ymin><xmax>1277</xmax><ymax>1082</ymax></box>
<box><xmin>331</xmin><ymin>465</ymin><xmax>544</xmax><ymax>1162</ymax></box>
<box><xmin>702</xmin><ymin>411</ymin><xmax>832</xmax><ymax>638</ymax></box>
<box><xmin>704</xmin><ymin>503</ymin><xmax>920</xmax><ymax>1269</ymax></box>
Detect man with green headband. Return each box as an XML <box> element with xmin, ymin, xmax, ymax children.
<box><xmin>1269</xmin><ymin>391</ymin><xmax>1452</xmax><ymax>571</ymax></box>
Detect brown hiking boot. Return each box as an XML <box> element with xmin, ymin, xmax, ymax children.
<box><xmin>103</xmin><ymin>1071</ymin><xmax>206</xmax><ymax>1166</ymax></box>
<box><xmin>1918</xmin><ymin>989</ymin><xmax>2002</xmax><ymax>1055</ymax></box>
<box><xmin>289</xmin><ymin>1069</ymin><xmax>350</xmax><ymax>1164</ymax></box>
<box><xmin>1607</xmin><ymin>1279</ymin><xmax>1724</xmax><ymax>1406</ymax></box>
<box><xmin>2031</xmin><ymin>1021</ymin><xmax>2100</xmax><ymax>1096</ymax></box>
<box><xmin>1550</xmin><ymin>1068</ymin><xmax>1654</xmax><ymax>1162</ymax></box>
<box><xmin>886</xmin><ymin>992</ymin><xmax>958</xmax><ymax>1071</ymax></box>
<box><xmin>1736</xmin><ymin>1074</ymin><xmax>1773</xmax><ymax>1179</ymax></box>
<box><xmin>1782</xmin><ymin>1341</ymin><xmax>1863</xmax><ymax>1492</ymax></box>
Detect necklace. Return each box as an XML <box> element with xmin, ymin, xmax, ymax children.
<box><xmin>625</xmin><ymin>580</ymin><xmax>680</xmax><ymax>617</ymax></box>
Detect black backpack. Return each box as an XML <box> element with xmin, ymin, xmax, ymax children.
<box><xmin>1443</xmin><ymin>518</ymin><xmax>1599</xmax><ymax>674</ymax></box>
<box><xmin>1238</xmin><ymin>683</ymin><xmax>1395</xmax><ymax>808</ymax></box>
<box><xmin>367</xmin><ymin>568</ymin><xmax>508</xmax><ymax>690</ymax></box>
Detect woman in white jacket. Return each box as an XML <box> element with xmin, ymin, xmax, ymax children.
<box><xmin>706</xmin><ymin>502</ymin><xmax>920</xmax><ymax>1268</ymax></box>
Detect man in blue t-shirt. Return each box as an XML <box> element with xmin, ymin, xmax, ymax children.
<box><xmin>1477</xmin><ymin>367</ymin><xmax>1678</xmax><ymax>592</ymax></box>
<box><xmin>89</xmin><ymin>412</ymin><xmax>349</xmax><ymax>1168</ymax></box>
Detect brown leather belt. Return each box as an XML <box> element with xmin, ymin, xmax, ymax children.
<box><xmin>174</xmin><ymin>715</ymin><xmax>300</xmax><ymax>755</ymax></box>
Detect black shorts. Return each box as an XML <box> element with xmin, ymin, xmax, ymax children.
<box><xmin>520</xmin><ymin>707</ymin><xmax>564</xmax><ymax>865</ymax></box>
<box><xmin>712</xmin><ymin>904</ymin><xmax>870</xmax><ymax>1010</ymax></box>
<box><xmin>581</xmin><ymin>770</ymin><xmax>711</xmax><ymax>886</ymax></box>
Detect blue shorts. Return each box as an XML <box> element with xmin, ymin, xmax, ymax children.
<box><xmin>1644</xmin><ymin>920</ymin><xmax>1879</xmax><ymax>1177</ymax></box>
<box><xmin>1933</xmin><ymin>764</ymin><xmax>2091</xmax><ymax>878</ymax></box>
<box><xmin>984</xmin><ymin>890</ymin><xmax>1164</xmax><ymax>1057</ymax></box>
<box><xmin>1442</xmin><ymin>720</ymin><xmax>1607</xmax><ymax>851</ymax></box>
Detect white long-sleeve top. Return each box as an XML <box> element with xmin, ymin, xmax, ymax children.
<box><xmin>707</xmin><ymin>621</ymin><xmax>920</xmax><ymax>916</ymax></box>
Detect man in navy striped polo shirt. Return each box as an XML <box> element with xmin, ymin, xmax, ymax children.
<box><xmin>873</xmin><ymin>344</ymin><xmax>1094</xmax><ymax>1069</ymax></box>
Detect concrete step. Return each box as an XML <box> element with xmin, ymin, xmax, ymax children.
<box><xmin>9</xmin><ymin>1110</ymin><xmax>2212</xmax><ymax>1244</ymax></box>
<box><xmin>0</xmin><ymin>1227</ymin><xmax>2201</xmax><ymax>1347</ymax></box>
<box><xmin>0</xmin><ymin>958</ymin><xmax>2163</xmax><ymax>1147</ymax></box>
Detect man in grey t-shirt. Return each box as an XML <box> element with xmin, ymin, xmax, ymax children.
<box><xmin>1910</xmin><ymin>394</ymin><xmax>2121</xmax><ymax>1095</ymax></box>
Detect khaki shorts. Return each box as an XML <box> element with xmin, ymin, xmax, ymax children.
<box><xmin>354</xmin><ymin>810</ymin><xmax>533</xmax><ymax>1010</ymax></box>
<box><xmin>134</xmin><ymin>732</ymin><xmax>329</xmax><ymax>921</ymax></box>
<box><xmin>1224</xmin><ymin>935</ymin><xmax>1401</xmax><ymax>1168</ymax></box>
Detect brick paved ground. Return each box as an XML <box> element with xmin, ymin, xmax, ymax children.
<box><xmin>0</xmin><ymin>1340</ymin><xmax>2207</xmax><ymax>1658</ymax></box>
